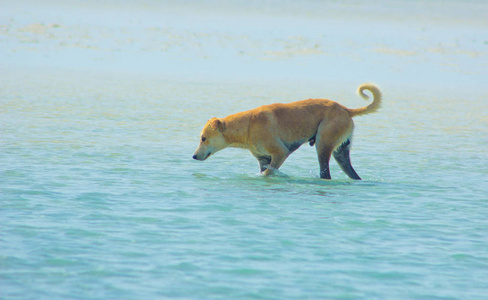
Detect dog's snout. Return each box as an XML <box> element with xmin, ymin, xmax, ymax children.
<box><xmin>192</xmin><ymin>154</ymin><xmax>197</xmax><ymax>160</ymax></box>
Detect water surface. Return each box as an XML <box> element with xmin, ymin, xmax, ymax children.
<box><xmin>1</xmin><ymin>1</ymin><xmax>488</xmax><ymax>299</ymax></box>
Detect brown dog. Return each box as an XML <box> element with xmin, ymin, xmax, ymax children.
<box><xmin>193</xmin><ymin>83</ymin><xmax>382</xmax><ymax>179</ymax></box>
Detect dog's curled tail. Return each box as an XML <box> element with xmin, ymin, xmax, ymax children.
<box><xmin>348</xmin><ymin>83</ymin><xmax>382</xmax><ymax>117</ymax></box>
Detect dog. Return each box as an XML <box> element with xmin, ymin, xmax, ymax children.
<box><xmin>193</xmin><ymin>83</ymin><xmax>382</xmax><ymax>179</ymax></box>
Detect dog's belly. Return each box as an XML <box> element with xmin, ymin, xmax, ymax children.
<box><xmin>283</xmin><ymin>139</ymin><xmax>306</xmax><ymax>153</ymax></box>
<box><xmin>281</xmin><ymin>128</ymin><xmax>317</xmax><ymax>152</ymax></box>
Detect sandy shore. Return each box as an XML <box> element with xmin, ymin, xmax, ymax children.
<box><xmin>1</xmin><ymin>0</ymin><xmax>487</xmax><ymax>91</ymax></box>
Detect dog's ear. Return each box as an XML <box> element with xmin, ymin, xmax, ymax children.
<box><xmin>209</xmin><ymin>118</ymin><xmax>226</xmax><ymax>132</ymax></box>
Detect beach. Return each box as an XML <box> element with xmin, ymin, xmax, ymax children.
<box><xmin>1</xmin><ymin>0</ymin><xmax>487</xmax><ymax>298</ymax></box>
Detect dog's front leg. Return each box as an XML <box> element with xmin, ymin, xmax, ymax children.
<box><xmin>262</xmin><ymin>149</ymin><xmax>288</xmax><ymax>176</ymax></box>
<box><xmin>256</xmin><ymin>156</ymin><xmax>272</xmax><ymax>173</ymax></box>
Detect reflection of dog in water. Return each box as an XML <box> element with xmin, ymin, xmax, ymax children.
<box><xmin>193</xmin><ymin>83</ymin><xmax>382</xmax><ymax>180</ymax></box>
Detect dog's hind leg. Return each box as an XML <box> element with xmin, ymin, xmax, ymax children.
<box><xmin>315</xmin><ymin>114</ymin><xmax>354</xmax><ymax>180</ymax></box>
<box><xmin>315</xmin><ymin>125</ymin><xmax>336</xmax><ymax>179</ymax></box>
<box><xmin>316</xmin><ymin>145</ymin><xmax>333</xmax><ymax>179</ymax></box>
<box><xmin>333</xmin><ymin>139</ymin><xmax>361</xmax><ymax>180</ymax></box>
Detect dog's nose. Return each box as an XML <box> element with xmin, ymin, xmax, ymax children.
<box><xmin>192</xmin><ymin>155</ymin><xmax>197</xmax><ymax>160</ymax></box>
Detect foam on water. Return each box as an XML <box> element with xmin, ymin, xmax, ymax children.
<box><xmin>2</xmin><ymin>0</ymin><xmax>488</xmax><ymax>299</ymax></box>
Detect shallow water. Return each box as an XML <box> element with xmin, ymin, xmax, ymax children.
<box><xmin>2</xmin><ymin>1</ymin><xmax>488</xmax><ymax>299</ymax></box>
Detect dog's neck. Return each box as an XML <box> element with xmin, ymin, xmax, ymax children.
<box><xmin>222</xmin><ymin>113</ymin><xmax>250</xmax><ymax>149</ymax></box>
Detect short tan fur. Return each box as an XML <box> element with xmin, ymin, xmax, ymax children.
<box><xmin>193</xmin><ymin>83</ymin><xmax>382</xmax><ymax>179</ymax></box>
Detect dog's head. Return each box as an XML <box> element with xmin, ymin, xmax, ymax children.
<box><xmin>192</xmin><ymin>118</ymin><xmax>227</xmax><ymax>161</ymax></box>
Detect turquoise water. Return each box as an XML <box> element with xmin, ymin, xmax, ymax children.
<box><xmin>2</xmin><ymin>1</ymin><xmax>488</xmax><ymax>299</ymax></box>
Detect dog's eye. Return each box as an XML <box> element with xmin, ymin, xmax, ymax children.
<box><xmin>201</xmin><ymin>137</ymin><xmax>206</xmax><ymax>142</ymax></box>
